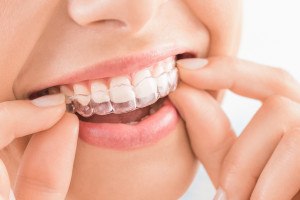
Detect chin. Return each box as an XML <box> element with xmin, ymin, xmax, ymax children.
<box><xmin>68</xmin><ymin>119</ymin><xmax>198</xmax><ymax>200</ymax></box>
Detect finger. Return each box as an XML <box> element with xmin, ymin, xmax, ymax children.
<box><xmin>14</xmin><ymin>113</ymin><xmax>79</xmax><ymax>200</ymax></box>
<box><xmin>0</xmin><ymin>159</ymin><xmax>10</xmax><ymax>199</ymax></box>
<box><xmin>0</xmin><ymin>94</ymin><xmax>66</xmax><ymax>148</ymax></box>
<box><xmin>169</xmin><ymin>83</ymin><xmax>236</xmax><ymax>186</ymax></box>
<box><xmin>176</xmin><ymin>57</ymin><xmax>300</xmax><ymax>102</ymax></box>
<box><xmin>216</xmin><ymin>96</ymin><xmax>300</xmax><ymax>199</ymax></box>
<box><xmin>251</xmin><ymin>128</ymin><xmax>300</xmax><ymax>200</ymax></box>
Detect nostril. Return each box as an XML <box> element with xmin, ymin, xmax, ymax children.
<box><xmin>90</xmin><ymin>19</ymin><xmax>127</xmax><ymax>29</ymax></box>
<box><xmin>68</xmin><ymin>1</ymin><xmax>128</xmax><ymax>29</ymax></box>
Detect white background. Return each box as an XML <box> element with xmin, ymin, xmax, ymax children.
<box><xmin>182</xmin><ymin>0</ymin><xmax>300</xmax><ymax>199</ymax></box>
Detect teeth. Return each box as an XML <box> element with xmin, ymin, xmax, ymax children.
<box><xmin>134</xmin><ymin>77</ymin><xmax>158</xmax><ymax>107</ymax></box>
<box><xmin>132</xmin><ymin>68</ymin><xmax>158</xmax><ymax>107</ymax></box>
<box><xmin>73</xmin><ymin>83</ymin><xmax>91</xmax><ymax>106</ymax></box>
<box><xmin>132</xmin><ymin>68</ymin><xmax>152</xmax><ymax>85</ymax></box>
<box><xmin>90</xmin><ymin>80</ymin><xmax>110</xmax><ymax>103</ymax></box>
<box><xmin>109</xmin><ymin>76</ymin><xmax>135</xmax><ymax>103</ymax></box>
<box><xmin>90</xmin><ymin>80</ymin><xmax>113</xmax><ymax>115</ymax></box>
<box><xmin>72</xmin><ymin>83</ymin><xmax>93</xmax><ymax>117</ymax></box>
<box><xmin>109</xmin><ymin>76</ymin><xmax>136</xmax><ymax>113</ymax></box>
<box><xmin>73</xmin><ymin>100</ymin><xmax>93</xmax><ymax>117</ymax></box>
<box><xmin>155</xmin><ymin>73</ymin><xmax>170</xmax><ymax>98</ymax></box>
<box><xmin>126</xmin><ymin>121</ymin><xmax>139</xmax><ymax>125</ymax></box>
<box><xmin>60</xmin><ymin>56</ymin><xmax>178</xmax><ymax>117</ymax></box>
<box><xmin>152</xmin><ymin>62</ymin><xmax>164</xmax><ymax>77</ymax></box>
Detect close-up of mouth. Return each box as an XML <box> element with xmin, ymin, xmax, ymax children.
<box><xmin>0</xmin><ymin>0</ymin><xmax>252</xmax><ymax>199</ymax></box>
<box><xmin>29</xmin><ymin>52</ymin><xmax>195</xmax><ymax>150</ymax></box>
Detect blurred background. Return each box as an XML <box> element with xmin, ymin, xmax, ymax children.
<box><xmin>181</xmin><ymin>0</ymin><xmax>300</xmax><ymax>199</ymax></box>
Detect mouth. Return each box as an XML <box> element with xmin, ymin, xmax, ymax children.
<box><xmin>29</xmin><ymin>52</ymin><xmax>194</xmax><ymax>150</ymax></box>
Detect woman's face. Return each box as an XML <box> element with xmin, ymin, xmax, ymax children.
<box><xmin>0</xmin><ymin>0</ymin><xmax>241</xmax><ymax>199</ymax></box>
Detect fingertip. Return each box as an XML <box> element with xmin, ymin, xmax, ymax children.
<box><xmin>176</xmin><ymin>58</ymin><xmax>208</xmax><ymax>70</ymax></box>
<box><xmin>14</xmin><ymin>112</ymin><xmax>79</xmax><ymax>199</ymax></box>
<box><xmin>31</xmin><ymin>94</ymin><xmax>65</xmax><ymax>108</ymax></box>
<box><xmin>56</xmin><ymin>113</ymin><xmax>79</xmax><ymax>136</ymax></box>
<box><xmin>170</xmin><ymin>83</ymin><xmax>214</xmax><ymax>121</ymax></box>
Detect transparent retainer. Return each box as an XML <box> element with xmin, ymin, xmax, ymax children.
<box><xmin>66</xmin><ymin>68</ymin><xmax>178</xmax><ymax>117</ymax></box>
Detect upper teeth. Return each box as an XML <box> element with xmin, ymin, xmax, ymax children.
<box><xmin>59</xmin><ymin>56</ymin><xmax>178</xmax><ymax>117</ymax></box>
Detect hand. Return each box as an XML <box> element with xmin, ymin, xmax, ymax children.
<box><xmin>169</xmin><ymin>57</ymin><xmax>300</xmax><ymax>199</ymax></box>
<box><xmin>0</xmin><ymin>94</ymin><xmax>79</xmax><ymax>200</ymax></box>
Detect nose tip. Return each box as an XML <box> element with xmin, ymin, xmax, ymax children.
<box><xmin>68</xmin><ymin>0</ymin><xmax>161</xmax><ymax>33</ymax></box>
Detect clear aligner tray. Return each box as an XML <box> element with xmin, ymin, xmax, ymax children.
<box><xmin>66</xmin><ymin>68</ymin><xmax>178</xmax><ymax>117</ymax></box>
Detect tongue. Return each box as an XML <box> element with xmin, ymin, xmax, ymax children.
<box><xmin>78</xmin><ymin>106</ymin><xmax>151</xmax><ymax>124</ymax></box>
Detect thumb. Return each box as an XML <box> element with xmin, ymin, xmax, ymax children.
<box><xmin>169</xmin><ymin>83</ymin><xmax>236</xmax><ymax>186</ymax></box>
<box><xmin>14</xmin><ymin>113</ymin><xmax>79</xmax><ymax>200</ymax></box>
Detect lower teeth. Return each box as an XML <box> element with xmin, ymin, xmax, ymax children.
<box><xmin>125</xmin><ymin>99</ymin><xmax>164</xmax><ymax>125</ymax></box>
<box><xmin>126</xmin><ymin>121</ymin><xmax>139</xmax><ymax>125</ymax></box>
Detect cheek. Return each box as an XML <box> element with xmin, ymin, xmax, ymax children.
<box><xmin>184</xmin><ymin>0</ymin><xmax>242</xmax><ymax>56</ymax></box>
<box><xmin>0</xmin><ymin>68</ymin><xmax>15</xmax><ymax>101</ymax></box>
<box><xmin>68</xmin><ymin>119</ymin><xmax>198</xmax><ymax>199</ymax></box>
<box><xmin>0</xmin><ymin>1</ymin><xmax>61</xmax><ymax>102</ymax></box>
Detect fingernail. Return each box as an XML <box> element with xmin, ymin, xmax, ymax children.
<box><xmin>177</xmin><ymin>58</ymin><xmax>208</xmax><ymax>70</ymax></box>
<box><xmin>213</xmin><ymin>187</ymin><xmax>227</xmax><ymax>200</ymax></box>
<box><xmin>31</xmin><ymin>94</ymin><xmax>65</xmax><ymax>107</ymax></box>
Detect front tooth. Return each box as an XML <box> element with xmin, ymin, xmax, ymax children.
<box><xmin>73</xmin><ymin>83</ymin><xmax>90</xmax><ymax>106</ymax></box>
<box><xmin>109</xmin><ymin>76</ymin><xmax>136</xmax><ymax>113</ymax></box>
<box><xmin>109</xmin><ymin>76</ymin><xmax>135</xmax><ymax>103</ymax></box>
<box><xmin>90</xmin><ymin>80</ymin><xmax>112</xmax><ymax>115</ymax></box>
<box><xmin>134</xmin><ymin>77</ymin><xmax>158</xmax><ymax>108</ymax></box>
<box><xmin>90</xmin><ymin>80</ymin><xmax>110</xmax><ymax>103</ymax></box>
<box><xmin>132</xmin><ymin>68</ymin><xmax>151</xmax><ymax>86</ymax></box>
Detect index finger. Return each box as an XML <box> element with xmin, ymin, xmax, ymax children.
<box><xmin>176</xmin><ymin>57</ymin><xmax>300</xmax><ymax>102</ymax></box>
<box><xmin>0</xmin><ymin>94</ymin><xmax>66</xmax><ymax>149</ymax></box>
<box><xmin>14</xmin><ymin>113</ymin><xmax>79</xmax><ymax>200</ymax></box>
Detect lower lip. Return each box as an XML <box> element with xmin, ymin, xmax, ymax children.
<box><xmin>79</xmin><ymin>99</ymin><xmax>179</xmax><ymax>150</ymax></box>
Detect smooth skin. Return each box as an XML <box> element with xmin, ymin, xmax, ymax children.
<box><xmin>0</xmin><ymin>95</ymin><xmax>79</xmax><ymax>199</ymax></box>
<box><xmin>171</xmin><ymin>57</ymin><xmax>300</xmax><ymax>199</ymax></box>
<box><xmin>1</xmin><ymin>0</ymin><xmax>300</xmax><ymax>200</ymax></box>
<box><xmin>0</xmin><ymin>1</ymin><xmax>240</xmax><ymax>199</ymax></box>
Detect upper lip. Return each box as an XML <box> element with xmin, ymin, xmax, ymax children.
<box><xmin>22</xmin><ymin>46</ymin><xmax>196</xmax><ymax>99</ymax></box>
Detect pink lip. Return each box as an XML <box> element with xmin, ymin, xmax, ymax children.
<box><xmin>26</xmin><ymin>46</ymin><xmax>194</xmax><ymax>98</ymax></box>
<box><xmin>62</xmin><ymin>47</ymin><xmax>189</xmax><ymax>83</ymax></box>
<box><xmin>79</xmin><ymin>99</ymin><xmax>179</xmax><ymax>150</ymax></box>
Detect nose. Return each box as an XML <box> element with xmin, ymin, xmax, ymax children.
<box><xmin>68</xmin><ymin>0</ymin><xmax>164</xmax><ymax>32</ymax></box>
